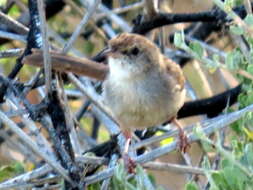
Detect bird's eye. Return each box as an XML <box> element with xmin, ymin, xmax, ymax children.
<box><xmin>130</xmin><ymin>47</ymin><xmax>139</xmax><ymax>56</ymax></box>
<box><xmin>122</xmin><ymin>50</ymin><xmax>128</xmax><ymax>54</ymax></box>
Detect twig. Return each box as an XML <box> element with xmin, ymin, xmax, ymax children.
<box><xmin>63</xmin><ymin>0</ymin><xmax>107</xmax><ymax>42</ymax></box>
<box><xmin>98</xmin><ymin>4</ymin><xmax>131</xmax><ymax>32</ymax></box>
<box><xmin>83</xmin><ymin>104</ymin><xmax>253</xmax><ymax>185</ymax></box>
<box><xmin>101</xmin><ymin>154</ymin><xmax>118</xmax><ymax>190</ymax></box>
<box><xmin>68</xmin><ymin>74</ymin><xmax>117</xmax><ymax>125</ymax></box>
<box><xmin>76</xmin><ymin>155</ymin><xmax>108</xmax><ymax>165</ymax></box>
<box><xmin>0</xmin><ymin>110</ymin><xmax>75</xmax><ymax>185</ymax></box>
<box><xmin>37</xmin><ymin>0</ymin><xmax>52</xmax><ymax>95</ymax></box>
<box><xmin>101</xmin><ymin>23</ymin><xmax>117</xmax><ymax>38</ymax></box>
<box><xmin>57</xmin><ymin>76</ymin><xmax>83</xmax><ymax>155</ymax></box>
<box><xmin>0</xmin><ymin>165</ymin><xmax>52</xmax><ymax>190</ymax></box>
<box><xmin>213</xmin><ymin>0</ymin><xmax>253</xmax><ymax>38</ymax></box>
<box><xmin>0</xmin><ymin>48</ymin><xmax>24</xmax><ymax>58</ymax></box>
<box><xmin>245</xmin><ymin>0</ymin><xmax>252</xmax><ymax>14</ymax></box>
<box><xmin>143</xmin><ymin>161</ymin><xmax>211</xmax><ymax>175</ymax></box>
<box><xmin>95</xmin><ymin>1</ymin><xmax>144</xmax><ymax>20</ymax></box>
<box><xmin>237</xmin><ymin>69</ymin><xmax>253</xmax><ymax>81</ymax></box>
<box><xmin>143</xmin><ymin>0</ymin><xmax>158</xmax><ymax>20</ymax></box>
<box><xmin>47</xmin><ymin>27</ymin><xmax>85</xmax><ymax>57</ymax></box>
<box><xmin>0</xmin><ymin>130</ymin><xmax>37</xmax><ymax>163</ymax></box>
<box><xmin>185</xmin><ymin>35</ymin><xmax>226</xmax><ymax>60</ymax></box>
<box><xmin>76</xmin><ymin>77</ymin><xmax>125</xmax><ymax>154</ymax></box>
<box><xmin>62</xmin><ymin>0</ymin><xmax>101</xmax><ymax>53</ymax></box>
<box><xmin>0</xmin><ymin>11</ymin><xmax>28</xmax><ymax>35</ymax></box>
<box><xmin>6</xmin><ymin>98</ymin><xmax>55</xmax><ymax>161</ymax></box>
<box><xmin>0</xmin><ymin>30</ymin><xmax>26</xmax><ymax>43</ymax></box>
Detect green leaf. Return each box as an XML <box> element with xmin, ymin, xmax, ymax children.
<box><xmin>242</xmin><ymin>143</ymin><xmax>253</xmax><ymax>170</ymax></box>
<box><xmin>202</xmin><ymin>156</ymin><xmax>211</xmax><ymax>170</ymax></box>
<box><xmin>212</xmin><ymin>172</ymin><xmax>229</xmax><ymax>190</ymax></box>
<box><xmin>223</xmin><ymin>166</ymin><xmax>247</xmax><ymax>190</ymax></box>
<box><xmin>230</xmin><ymin>25</ymin><xmax>244</xmax><ymax>35</ymax></box>
<box><xmin>87</xmin><ymin>183</ymin><xmax>101</xmax><ymax>190</ymax></box>
<box><xmin>135</xmin><ymin>165</ymin><xmax>155</xmax><ymax>190</ymax></box>
<box><xmin>185</xmin><ymin>182</ymin><xmax>199</xmax><ymax>190</ymax></box>
<box><xmin>225</xmin><ymin>50</ymin><xmax>242</xmax><ymax>70</ymax></box>
<box><xmin>0</xmin><ymin>162</ymin><xmax>24</xmax><ymax>182</ymax></box>
<box><xmin>244</xmin><ymin>14</ymin><xmax>253</xmax><ymax>26</ymax></box>
<box><xmin>174</xmin><ymin>32</ymin><xmax>185</xmax><ymax>48</ymax></box>
<box><xmin>189</xmin><ymin>42</ymin><xmax>204</xmax><ymax>57</ymax></box>
<box><xmin>247</xmin><ymin>65</ymin><xmax>253</xmax><ymax>75</ymax></box>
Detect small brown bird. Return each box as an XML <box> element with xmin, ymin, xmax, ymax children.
<box><xmin>102</xmin><ymin>33</ymin><xmax>186</xmax><ymax>170</ymax></box>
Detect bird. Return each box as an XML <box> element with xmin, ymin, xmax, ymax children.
<box><xmin>101</xmin><ymin>33</ymin><xmax>187</xmax><ymax>171</ymax></box>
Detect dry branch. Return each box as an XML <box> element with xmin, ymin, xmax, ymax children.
<box><xmin>83</xmin><ymin>103</ymin><xmax>253</xmax><ymax>185</ymax></box>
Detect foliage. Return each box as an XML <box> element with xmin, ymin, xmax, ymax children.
<box><xmin>174</xmin><ymin>0</ymin><xmax>253</xmax><ymax>189</ymax></box>
<box><xmin>88</xmin><ymin>161</ymin><xmax>164</xmax><ymax>190</ymax></box>
<box><xmin>0</xmin><ymin>162</ymin><xmax>24</xmax><ymax>182</ymax></box>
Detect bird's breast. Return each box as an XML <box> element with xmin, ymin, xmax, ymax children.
<box><xmin>103</xmin><ymin>71</ymin><xmax>185</xmax><ymax>130</ymax></box>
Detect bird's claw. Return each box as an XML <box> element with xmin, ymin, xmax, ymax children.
<box><xmin>178</xmin><ymin>130</ymin><xmax>190</xmax><ymax>153</ymax></box>
<box><xmin>122</xmin><ymin>153</ymin><xmax>136</xmax><ymax>174</ymax></box>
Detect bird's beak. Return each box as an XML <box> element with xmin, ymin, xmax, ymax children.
<box><xmin>100</xmin><ymin>48</ymin><xmax>113</xmax><ymax>56</ymax></box>
<box><xmin>92</xmin><ymin>47</ymin><xmax>114</xmax><ymax>62</ymax></box>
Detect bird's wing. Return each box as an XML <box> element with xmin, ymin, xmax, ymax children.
<box><xmin>163</xmin><ymin>56</ymin><xmax>185</xmax><ymax>91</ymax></box>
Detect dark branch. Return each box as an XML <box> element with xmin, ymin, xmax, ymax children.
<box><xmin>178</xmin><ymin>84</ymin><xmax>242</xmax><ymax>118</ymax></box>
<box><xmin>132</xmin><ymin>4</ymin><xmax>248</xmax><ymax>34</ymax></box>
<box><xmin>0</xmin><ymin>0</ymin><xmax>42</xmax><ymax>102</ymax></box>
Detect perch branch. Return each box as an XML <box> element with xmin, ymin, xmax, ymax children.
<box><xmin>83</xmin><ymin>103</ymin><xmax>253</xmax><ymax>185</ymax></box>
<box><xmin>143</xmin><ymin>161</ymin><xmax>211</xmax><ymax>175</ymax></box>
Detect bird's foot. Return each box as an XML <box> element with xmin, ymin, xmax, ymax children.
<box><xmin>122</xmin><ymin>153</ymin><xmax>136</xmax><ymax>174</ymax></box>
<box><xmin>178</xmin><ymin>129</ymin><xmax>190</xmax><ymax>153</ymax></box>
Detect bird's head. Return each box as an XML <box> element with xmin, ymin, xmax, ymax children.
<box><xmin>105</xmin><ymin>33</ymin><xmax>162</xmax><ymax>78</ymax></box>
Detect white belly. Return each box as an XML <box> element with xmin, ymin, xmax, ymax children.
<box><xmin>103</xmin><ymin>73</ymin><xmax>185</xmax><ymax>130</ymax></box>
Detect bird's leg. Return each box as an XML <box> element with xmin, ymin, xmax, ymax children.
<box><xmin>122</xmin><ymin>129</ymin><xmax>136</xmax><ymax>173</ymax></box>
<box><xmin>172</xmin><ymin>118</ymin><xmax>190</xmax><ymax>153</ymax></box>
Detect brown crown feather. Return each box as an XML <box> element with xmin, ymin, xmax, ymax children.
<box><xmin>108</xmin><ymin>33</ymin><xmax>159</xmax><ymax>54</ymax></box>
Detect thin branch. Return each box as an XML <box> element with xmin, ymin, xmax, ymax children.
<box><xmin>143</xmin><ymin>161</ymin><xmax>210</xmax><ymax>175</ymax></box>
<box><xmin>0</xmin><ymin>30</ymin><xmax>26</xmax><ymax>43</ymax></box>
<box><xmin>83</xmin><ymin>104</ymin><xmax>253</xmax><ymax>185</ymax></box>
<box><xmin>58</xmin><ymin>76</ymin><xmax>83</xmax><ymax>155</ymax></box>
<box><xmin>0</xmin><ymin>130</ymin><xmax>37</xmax><ymax>163</ymax></box>
<box><xmin>62</xmin><ymin>0</ymin><xmax>101</xmax><ymax>53</ymax></box>
<box><xmin>76</xmin><ymin>155</ymin><xmax>108</xmax><ymax>165</ymax></box>
<box><xmin>132</xmin><ymin>3</ymin><xmax>251</xmax><ymax>34</ymax></box>
<box><xmin>68</xmin><ymin>74</ymin><xmax>117</xmax><ymax>125</ymax></box>
<box><xmin>95</xmin><ymin>1</ymin><xmax>144</xmax><ymax>20</ymax></box>
<box><xmin>0</xmin><ymin>11</ymin><xmax>28</xmax><ymax>35</ymax></box>
<box><xmin>98</xmin><ymin>4</ymin><xmax>131</xmax><ymax>32</ymax></box>
<box><xmin>6</xmin><ymin>99</ymin><xmax>55</xmax><ymax>160</ymax></box>
<box><xmin>37</xmin><ymin>0</ymin><xmax>52</xmax><ymax>95</ymax></box>
<box><xmin>0</xmin><ymin>48</ymin><xmax>24</xmax><ymax>58</ymax></box>
<box><xmin>0</xmin><ymin>110</ymin><xmax>75</xmax><ymax>186</ymax></box>
<box><xmin>63</xmin><ymin>0</ymin><xmax>107</xmax><ymax>42</ymax></box>
<box><xmin>0</xmin><ymin>165</ymin><xmax>52</xmax><ymax>189</ymax></box>
<box><xmin>101</xmin><ymin>154</ymin><xmax>118</xmax><ymax>190</ymax></box>
<box><xmin>245</xmin><ymin>0</ymin><xmax>252</xmax><ymax>14</ymax></box>
<box><xmin>143</xmin><ymin>0</ymin><xmax>158</xmax><ymax>20</ymax></box>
